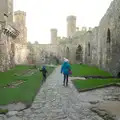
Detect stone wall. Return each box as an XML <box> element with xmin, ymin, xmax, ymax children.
<box><xmin>0</xmin><ymin>31</ymin><xmax>15</xmax><ymax>71</ymax></box>
<box><xmin>0</xmin><ymin>9</ymin><xmax>28</xmax><ymax>71</ymax></box>
<box><xmin>59</xmin><ymin>0</ymin><xmax>120</xmax><ymax>76</ymax></box>
<box><xmin>14</xmin><ymin>44</ymin><xmax>29</xmax><ymax>65</ymax></box>
<box><xmin>97</xmin><ymin>0</ymin><xmax>120</xmax><ymax>75</ymax></box>
<box><xmin>27</xmin><ymin>43</ymin><xmax>61</xmax><ymax>65</ymax></box>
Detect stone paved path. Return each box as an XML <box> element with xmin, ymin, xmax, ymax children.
<box><xmin>2</xmin><ymin>66</ymin><xmax>120</xmax><ymax>120</ymax></box>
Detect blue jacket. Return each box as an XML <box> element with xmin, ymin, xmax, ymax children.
<box><xmin>61</xmin><ymin>62</ymin><xmax>71</xmax><ymax>75</ymax></box>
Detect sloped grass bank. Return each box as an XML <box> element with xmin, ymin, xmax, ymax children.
<box><xmin>72</xmin><ymin>78</ymin><xmax>120</xmax><ymax>92</ymax></box>
<box><xmin>0</xmin><ymin>65</ymin><xmax>54</xmax><ymax>105</ymax></box>
<box><xmin>71</xmin><ymin>64</ymin><xmax>112</xmax><ymax>77</ymax></box>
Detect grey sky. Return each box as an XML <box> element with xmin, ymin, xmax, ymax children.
<box><xmin>14</xmin><ymin>0</ymin><xmax>113</xmax><ymax>44</ymax></box>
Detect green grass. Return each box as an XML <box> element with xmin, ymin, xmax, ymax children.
<box><xmin>0</xmin><ymin>65</ymin><xmax>54</xmax><ymax>105</ymax></box>
<box><xmin>72</xmin><ymin>79</ymin><xmax>120</xmax><ymax>91</ymax></box>
<box><xmin>0</xmin><ymin>65</ymin><xmax>32</xmax><ymax>86</ymax></box>
<box><xmin>71</xmin><ymin>64</ymin><xmax>112</xmax><ymax>77</ymax></box>
<box><xmin>0</xmin><ymin>109</ymin><xmax>8</xmax><ymax>114</ymax></box>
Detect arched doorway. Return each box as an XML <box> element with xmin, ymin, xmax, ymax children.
<box><xmin>106</xmin><ymin>28</ymin><xmax>111</xmax><ymax>64</ymax></box>
<box><xmin>117</xmin><ymin>72</ymin><xmax>120</xmax><ymax>78</ymax></box>
<box><xmin>10</xmin><ymin>43</ymin><xmax>15</xmax><ymax>67</ymax></box>
<box><xmin>107</xmin><ymin>28</ymin><xmax>111</xmax><ymax>43</ymax></box>
<box><xmin>88</xmin><ymin>42</ymin><xmax>90</xmax><ymax>56</ymax></box>
<box><xmin>76</xmin><ymin>45</ymin><xmax>83</xmax><ymax>63</ymax></box>
<box><xmin>66</xmin><ymin>47</ymin><xmax>69</xmax><ymax>59</ymax></box>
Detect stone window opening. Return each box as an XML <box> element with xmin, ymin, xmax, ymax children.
<box><xmin>66</xmin><ymin>47</ymin><xmax>69</xmax><ymax>59</ymax></box>
<box><xmin>107</xmin><ymin>28</ymin><xmax>111</xmax><ymax>43</ymax></box>
<box><xmin>117</xmin><ymin>72</ymin><xmax>120</xmax><ymax>78</ymax></box>
<box><xmin>76</xmin><ymin>45</ymin><xmax>83</xmax><ymax>62</ymax></box>
<box><xmin>88</xmin><ymin>43</ymin><xmax>90</xmax><ymax>56</ymax></box>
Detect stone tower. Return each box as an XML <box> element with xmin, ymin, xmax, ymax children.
<box><xmin>0</xmin><ymin>0</ymin><xmax>13</xmax><ymax>23</ymax></box>
<box><xmin>67</xmin><ymin>15</ymin><xmax>76</xmax><ymax>38</ymax></box>
<box><xmin>50</xmin><ymin>29</ymin><xmax>57</xmax><ymax>44</ymax></box>
<box><xmin>14</xmin><ymin>11</ymin><xmax>27</xmax><ymax>44</ymax></box>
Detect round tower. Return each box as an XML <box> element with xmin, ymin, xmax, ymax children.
<box><xmin>14</xmin><ymin>11</ymin><xmax>27</xmax><ymax>44</ymax></box>
<box><xmin>67</xmin><ymin>15</ymin><xmax>76</xmax><ymax>38</ymax></box>
<box><xmin>14</xmin><ymin>11</ymin><xmax>26</xmax><ymax>26</ymax></box>
<box><xmin>50</xmin><ymin>29</ymin><xmax>57</xmax><ymax>44</ymax></box>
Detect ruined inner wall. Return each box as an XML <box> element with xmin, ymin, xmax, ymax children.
<box><xmin>97</xmin><ymin>0</ymin><xmax>120</xmax><ymax>75</ymax></box>
<box><xmin>27</xmin><ymin>43</ymin><xmax>62</xmax><ymax>65</ymax></box>
<box><xmin>0</xmin><ymin>30</ymin><xmax>15</xmax><ymax>71</ymax></box>
<box><xmin>91</xmin><ymin>27</ymin><xmax>99</xmax><ymax>66</ymax></box>
<box><xmin>84</xmin><ymin>27</ymin><xmax>99</xmax><ymax>66</ymax></box>
<box><xmin>61</xmin><ymin>0</ymin><xmax>120</xmax><ymax>76</ymax></box>
<box><xmin>14</xmin><ymin>44</ymin><xmax>29</xmax><ymax>64</ymax></box>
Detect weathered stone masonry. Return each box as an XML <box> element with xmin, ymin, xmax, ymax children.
<box><xmin>54</xmin><ymin>0</ymin><xmax>120</xmax><ymax>76</ymax></box>
<box><xmin>1</xmin><ymin>0</ymin><xmax>120</xmax><ymax>77</ymax></box>
<box><xmin>0</xmin><ymin>0</ymin><xmax>28</xmax><ymax>71</ymax></box>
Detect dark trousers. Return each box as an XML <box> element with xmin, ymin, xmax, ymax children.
<box><xmin>63</xmin><ymin>74</ymin><xmax>68</xmax><ymax>86</ymax></box>
<box><xmin>42</xmin><ymin>73</ymin><xmax>46</xmax><ymax>82</ymax></box>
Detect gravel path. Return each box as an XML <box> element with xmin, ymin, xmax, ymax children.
<box><xmin>2</xmin><ymin>66</ymin><xmax>120</xmax><ymax>120</ymax></box>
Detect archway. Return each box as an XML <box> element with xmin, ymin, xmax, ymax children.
<box><xmin>76</xmin><ymin>45</ymin><xmax>83</xmax><ymax>63</ymax></box>
<box><xmin>117</xmin><ymin>72</ymin><xmax>120</xmax><ymax>78</ymax></box>
<box><xmin>88</xmin><ymin>42</ymin><xmax>90</xmax><ymax>56</ymax></box>
<box><xmin>107</xmin><ymin>28</ymin><xmax>111</xmax><ymax>43</ymax></box>
<box><xmin>66</xmin><ymin>47</ymin><xmax>69</xmax><ymax>59</ymax></box>
<box><xmin>106</xmin><ymin>28</ymin><xmax>111</xmax><ymax>64</ymax></box>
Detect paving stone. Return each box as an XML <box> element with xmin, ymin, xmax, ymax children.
<box><xmin>5</xmin><ymin>116</ymin><xmax>22</xmax><ymax>120</ymax></box>
<box><xmin>6</xmin><ymin>111</ymin><xmax>18</xmax><ymax>117</ymax></box>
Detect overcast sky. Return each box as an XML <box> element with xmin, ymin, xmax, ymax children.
<box><xmin>14</xmin><ymin>0</ymin><xmax>113</xmax><ymax>44</ymax></box>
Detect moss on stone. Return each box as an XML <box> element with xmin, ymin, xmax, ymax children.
<box><xmin>0</xmin><ymin>109</ymin><xmax>8</xmax><ymax>114</ymax></box>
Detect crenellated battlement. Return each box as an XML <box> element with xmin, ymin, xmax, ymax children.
<box><xmin>14</xmin><ymin>10</ymin><xmax>26</xmax><ymax>16</ymax></box>
<box><xmin>67</xmin><ymin>15</ymin><xmax>76</xmax><ymax>22</ymax></box>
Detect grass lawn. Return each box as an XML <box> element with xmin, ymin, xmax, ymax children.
<box><xmin>71</xmin><ymin>64</ymin><xmax>112</xmax><ymax>77</ymax></box>
<box><xmin>72</xmin><ymin>79</ymin><xmax>120</xmax><ymax>92</ymax></box>
<box><xmin>0</xmin><ymin>65</ymin><xmax>54</xmax><ymax>105</ymax></box>
<box><xmin>0</xmin><ymin>65</ymin><xmax>31</xmax><ymax>86</ymax></box>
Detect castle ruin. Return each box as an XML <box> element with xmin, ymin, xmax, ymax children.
<box><xmin>0</xmin><ymin>0</ymin><xmax>28</xmax><ymax>71</ymax></box>
<box><xmin>0</xmin><ymin>0</ymin><xmax>120</xmax><ymax>76</ymax></box>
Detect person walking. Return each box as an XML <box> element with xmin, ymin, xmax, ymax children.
<box><xmin>61</xmin><ymin>58</ymin><xmax>71</xmax><ymax>86</ymax></box>
<box><xmin>40</xmin><ymin>66</ymin><xmax>48</xmax><ymax>82</ymax></box>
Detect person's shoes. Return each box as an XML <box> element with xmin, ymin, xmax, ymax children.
<box><xmin>63</xmin><ymin>83</ymin><xmax>65</xmax><ymax>86</ymax></box>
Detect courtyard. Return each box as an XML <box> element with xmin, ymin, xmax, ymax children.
<box><xmin>0</xmin><ymin>0</ymin><xmax>120</xmax><ymax>119</ymax></box>
<box><xmin>0</xmin><ymin>64</ymin><xmax>120</xmax><ymax>120</ymax></box>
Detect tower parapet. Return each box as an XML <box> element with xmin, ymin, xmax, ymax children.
<box><xmin>14</xmin><ymin>11</ymin><xmax>26</xmax><ymax>26</ymax></box>
<box><xmin>50</xmin><ymin>28</ymin><xmax>57</xmax><ymax>44</ymax></box>
<box><xmin>67</xmin><ymin>15</ymin><xmax>76</xmax><ymax>38</ymax></box>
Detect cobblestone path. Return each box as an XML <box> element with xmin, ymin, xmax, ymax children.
<box><xmin>2</xmin><ymin>66</ymin><xmax>120</xmax><ymax>120</ymax></box>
